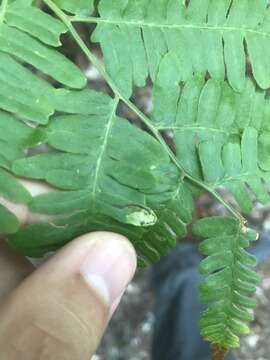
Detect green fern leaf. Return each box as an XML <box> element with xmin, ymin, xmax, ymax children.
<box><xmin>8</xmin><ymin>94</ymin><xmax>192</xmax><ymax>263</ymax></box>
<box><xmin>0</xmin><ymin>2</ymin><xmax>88</xmax><ymax>125</ymax></box>
<box><xmin>152</xmin><ymin>71</ymin><xmax>270</xmax><ymax>213</ymax></box>
<box><xmin>91</xmin><ymin>0</ymin><xmax>270</xmax><ymax>96</ymax></box>
<box><xmin>6</xmin><ymin>1</ymin><xmax>67</xmax><ymax>46</ymax></box>
<box><xmin>193</xmin><ymin>217</ymin><xmax>260</xmax><ymax>350</ymax></box>
<box><xmin>0</xmin><ymin>1</ymin><xmax>86</xmax><ymax>91</ymax></box>
<box><xmin>7</xmin><ymin>181</ymin><xmax>193</xmax><ymax>265</ymax></box>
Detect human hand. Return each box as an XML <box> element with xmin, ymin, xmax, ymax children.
<box><xmin>0</xmin><ymin>181</ymin><xmax>137</xmax><ymax>360</ymax></box>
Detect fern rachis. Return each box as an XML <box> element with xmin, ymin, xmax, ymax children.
<box><xmin>0</xmin><ymin>0</ymin><xmax>269</xmax><ymax>358</ymax></box>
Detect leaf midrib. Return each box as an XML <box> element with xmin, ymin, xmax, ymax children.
<box><xmin>157</xmin><ymin>125</ymin><xmax>229</xmax><ymax>135</ymax></box>
<box><xmin>222</xmin><ymin>225</ymin><xmax>242</xmax><ymax>345</ymax></box>
<box><xmin>91</xmin><ymin>97</ymin><xmax>119</xmax><ymax>197</ymax></box>
<box><xmin>72</xmin><ymin>16</ymin><xmax>270</xmax><ymax>39</ymax></box>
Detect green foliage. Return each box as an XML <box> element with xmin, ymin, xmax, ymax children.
<box><xmin>153</xmin><ymin>74</ymin><xmax>270</xmax><ymax>213</ymax></box>
<box><xmin>0</xmin><ymin>204</ymin><xmax>20</xmax><ymax>234</ymax></box>
<box><xmin>10</xmin><ymin>95</ymin><xmax>191</xmax><ymax>263</ymax></box>
<box><xmin>0</xmin><ymin>0</ymin><xmax>268</xmax><ymax>353</ymax></box>
<box><xmin>193</xmin><ymin>217</ymin><xmax>260</xmax><ymax>349</ymax></box>
<box><xmin>53</xmin><ymin>0</ymin><xmax>94</xmax><ymax>15</ymax></box>
<box><xmin>92</xmin><ymin>0</ymin><xmax>270</xmax><ymax>96</ymax></box>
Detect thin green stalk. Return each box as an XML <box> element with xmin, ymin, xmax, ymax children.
<box><xmin>42</xmin><ymin>0</ymin><xmax>245</xmax><ymax>223</ymax></box>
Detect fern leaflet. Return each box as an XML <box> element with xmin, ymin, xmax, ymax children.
<box><xmin>152</xmin><ymin>71</ymin><xmax>270</xmax><ymax>213</ymax></box>
<box><xmin>193</xmin><ymin>217</ymin><xmax>260</xmax><ymax>350</ymax></box>
<box><xmin>83</xmin><ymin>0</ymin><xmax>270</xmax><ymax>96</ymax></box>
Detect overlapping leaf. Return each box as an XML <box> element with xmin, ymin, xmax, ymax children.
<box><xmin>193</xmin><ymin>217</ymin><xmax>260</xmax><ymax>349</ymax></box>
<box><xmin>92</xmin><ymin>0</ymin><xmax>270</xmax><ymax>97</ymax></box>
<box><xmin>0</xmin><ymin>0</ymin><xmax>86</xmax><ymax>234</ymax></box>
<box><xmin>8</xmin><ymin>181</ymin><xmax>193</xmax><ymax>266</ymax></box>
<box><xmin>0</xmin><ymin>1</ymin><xmax>88</xmax><ymax>126</ymax></box>
<box><xmin>10</xmin><ymin>96</ymin><xmax>192</xmax><ymax>263</ymax></box>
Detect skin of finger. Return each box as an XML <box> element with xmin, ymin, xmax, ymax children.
<box><xmin>0</xmin><ymin>232</ymin><xmax>135</xmax><ymax>360</ymax></box>
<box><xmin>0</xmin><ymin>241</ymin><xmax>34</xmax><ymax>304</ymax></box>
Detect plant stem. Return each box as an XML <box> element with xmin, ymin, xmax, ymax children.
<box><xmin>42</xmin><ymin>0</ymin><xmax>245</xmax><ymax>223</ymax></box>
<box><xmin>212</xmin><ymin>345</ymin><xmax>226</xmax><ymax>360</ymax></box>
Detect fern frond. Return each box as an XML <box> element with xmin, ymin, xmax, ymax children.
<box><xmin>193</xmin><ymin>217</ymin><xmax>260</xmax><ymax>350</ymax></box>
<box><xmin>8</xmin><ymin>189</ymin><xmax>193</xmax><ymax>266</ymax></box>
<box><xmin>90</xmin><ymin>0</ymin><xmax>270</xmax><ymax>96</ymax></box>
<box><xmin>7</xmin><ymin>181</ymin><xmax>193</xmax><ymax>265</ymax></box>
<box><xmin>152</xmin><ymin>70</ymin><xmax>270</xmax><ymax>213</ymax></box>
<box><xmin>0</xmin><ymin>0</ymin><xmax>102</xmax><ymax>134</ymax></box>
<box><xmin>12</xmin><ymin>97</ymin><xmax>174</xmax><ymax>215</ymax></box>
<box><xmin>0</xmin><ymin>3</ymin><xmax>86</xmax><ymax>124</ymax></box>
<box><xmin>0</xmin><ymin>0</ymin><xmax>89</xmax><ymax>232</ymax></box>
<box><xmin>8</xmin><ymin>92</ymin><xmax>193</xmax><ymax>262</ymax></box>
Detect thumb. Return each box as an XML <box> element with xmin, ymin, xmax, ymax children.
<box><xmin>0</xmin><ymin>232</ymin><xmax>137</xmax><ymax>360</ymax></box>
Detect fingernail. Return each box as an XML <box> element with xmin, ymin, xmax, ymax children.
<box><xmin>80</xmin><ymin>234</ymin><xmax>137</xmax><ymax>306</ymax></box>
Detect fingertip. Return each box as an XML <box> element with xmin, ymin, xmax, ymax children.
<box><xmin>78</xmin><ymin>232</ymin><xmax>137</xmax><ymax>306</ymax></box>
